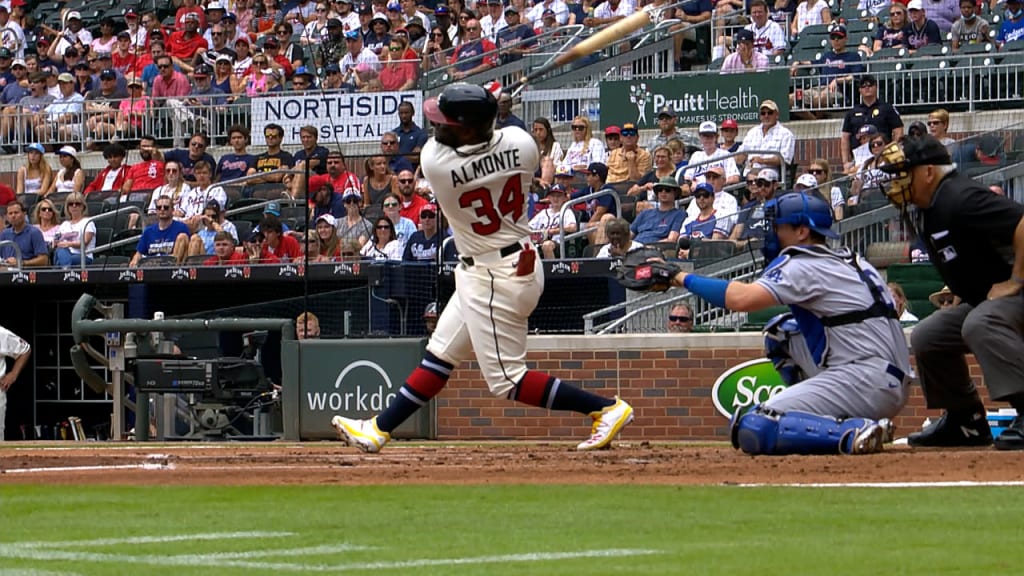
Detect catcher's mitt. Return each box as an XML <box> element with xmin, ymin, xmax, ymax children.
<box><xmin>615</xmin><ymin>248</ymin><xmax>682</xmax><ymax>292</ymax></box>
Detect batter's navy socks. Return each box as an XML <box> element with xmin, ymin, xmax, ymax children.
<box><xmin>512</xmin><ymin>371</ymin><xmax>614</xmax><ymax>414</ymax></box>
<box><xmin>376</xmin><ymin>353</ymin><xmax>453</xmax><ymax>433</ymax></box>
<box><xmin>907</xmin><ymin>410</ymin><xmax>993</xmax><ymax>448</ymax></box>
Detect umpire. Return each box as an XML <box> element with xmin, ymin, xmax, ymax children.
<box><xmin>880</xmin><ymin>135</ymin><xmax>1024</xmax><ymax>450</ymax></box>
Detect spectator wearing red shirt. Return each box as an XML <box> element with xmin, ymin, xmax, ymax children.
<box><xmin>262</xmin><ymin>36</ymin><xmax>295</xmax><ymax>79</ymax></box>
<box><xmin>450</xmin><ymin>18</ymin><xmax>497</xmax><ymax>80</ymax></box>
<box><xmin>151</xmin><ymin>55</ymin><xmax>191</xmax><ymax>102</ymax></box>
<box><xmin>0</xmin><ymin>182</ymin><xmax>14</xmax><ymax>209</ymax></box>
<box><xmin>304</xmin><ymin>151</ymin><xmax>361</xmax><ymax>198</ymax></box>
<box><xmin>395</xmin><ymin>169</ymin><xmax>427</xmax><ymax>226</ymax></box>
<box><xmin>204</xmin><ymin>231</ymin><xmax>247</xmax><ymax>265</ymax></box>
<box><xmin>252</xmin><ymin>215</ymin><xmax>301</xmax><ymax>263</ymax></box>
<box><xmin>378</xmin><ymin>36</ymin><xmax>417</xmax><ymax>90</ymax></box>
<box><xmin>84</xmin><ymin>144</ymin><xmax>130</xmax><ymax>195</ymax></box>
<box><xmin>123</xmin><ymin>136</ymin><xmax>166</xmax><ymax>193</ymax></box>
<box><xmin>175</xmin><ymin>0</ymin><xmax>207</xmax><ymax>31</ymax></box>
<box><xmin>166</xmin><ymin>13</ymin><xmax>208</xmax><ymax>73</ymax></box>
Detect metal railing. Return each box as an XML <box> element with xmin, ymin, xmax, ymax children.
<box><xmin>557</xmin><ymin>187</ymin><xmax>622</xmax><ymax>256</ymax></box>
<box><xmin>0</xmin><ymin>239</ymin><xmax>23</xmax><ymax>269</ymax></box>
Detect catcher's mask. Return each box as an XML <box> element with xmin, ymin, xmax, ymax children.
<box><xmin>762</xmin><ymin>192</ymin><xmax>838</xmax><ymax>263</ymax></box>
<box><xmin>877</xmin><ymin>135</ymin><xmax>953</xmax><ymax>207</ymax></box>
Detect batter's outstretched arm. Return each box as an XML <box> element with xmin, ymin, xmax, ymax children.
<box><xmin>669</xmin><ymin>271</ymin><xmax>777</xmax><ymax>312</ymax></box>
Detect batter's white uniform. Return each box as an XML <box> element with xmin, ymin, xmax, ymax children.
<box><xmin>0</xmin><ymin>325</ymin><xmax>30</xmax><ymax>441</ymax></box>
<box><xmin>420</xmin><ymin>126</ymin><xmax>540</xmax><ymax>397</ymax></box>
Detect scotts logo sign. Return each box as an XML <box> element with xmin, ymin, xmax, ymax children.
<box><xmin>711</xmin><ymin>358</ymin><xmax>790</xmax><ymax>419</ymax></box>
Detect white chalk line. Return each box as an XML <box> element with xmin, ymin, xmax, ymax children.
<box><xmin>0</xmin><ymin>545</ymin><xmax>659</xmax><ymax>572</ymax></box>
<box><xmin>0</xmin><ymin>570</ymin><xmax>83</xmax><ymax>576</ymax></box>
<box><xmin>737</xmin><ymin>480</ymin><xmax>1024</xmax><ymax>488</ymax></box>
<box><xmin>1</xmin><ymin>462</ymin><xmax>173</xmax><ymax>474</ymax></box>
<box><xmin>6</xmin><ymin>532</ymin><xmax>293</xmax><ymax>549</ymax></box>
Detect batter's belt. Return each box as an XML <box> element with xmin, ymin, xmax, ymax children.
<box><xmin>460</xmin><ymin>241</ymin><xmax>525</xmax><ymax>267</ymax></box>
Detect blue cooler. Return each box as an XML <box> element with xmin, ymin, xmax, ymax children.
<box><xmin>987</xmin><ymin>410</ymin><xmax>1018</xmax><ymax>439</ymax></box>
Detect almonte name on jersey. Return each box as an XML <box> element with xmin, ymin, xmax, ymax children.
<box><xmin>450</xmin><ymin>148</ymin><xmax>523</xmax><ymax>187</ymax></box>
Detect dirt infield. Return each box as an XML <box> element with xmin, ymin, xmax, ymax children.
<box><xmin>1</xmin><ymin>442</ymin><xmax>1022</xmax><ymax>486</ymax></box>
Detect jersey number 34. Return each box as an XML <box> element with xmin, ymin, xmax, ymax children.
<box><xmin>458</xmin><ymin>175</ymin><xmax>524</xmax><ymax>235</ymax></box>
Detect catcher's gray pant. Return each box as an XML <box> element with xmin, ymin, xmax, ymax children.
<box><xmin>762</xmin><ymin>333</ymin><xmax>909</xmax><ymax>420</ymax></box>
<box><xmin>911</xmin><ymin>296</ymin><xmax>1024</xmax><ymax>409</ymax></box>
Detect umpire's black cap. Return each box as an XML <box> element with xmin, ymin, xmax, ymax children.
<box><xmin>881</xmin><ymin>135</ymin><xmax>951</xmax><ymax>173</ymax></box>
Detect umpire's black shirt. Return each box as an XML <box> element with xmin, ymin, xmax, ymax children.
<box><xmin>921</xmin><ymin>170</ymin><xmax>1023</xmax><ymax>306</ymax></box>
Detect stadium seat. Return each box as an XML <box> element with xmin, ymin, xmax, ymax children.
<box><xmin>184</xmin><ymin>254</ymin><xmax>211</xmax><ymax>265</ymax></box>
<box><xmin>582</xmin><ymin>243</ymin><xmax>607</xmax><ymax>258</ymax></box>
<box><xmin>915</xmin><ymin>44</ymin><xmax>949</xmax><ymax>57</ymax></box>
<box><xmin>94</xmin><ymin>227</ymin><xmax>113</xmax><ymax>249</ymax></box>
<box><xmin>865</xmin><ymin>241</ymin><xmax>909</xmax><ymax>269</ymax></box>
<box><xmin>1003</xmin><ymin>39</ymin><xmax>1024</xmax><ymax>52</ymax></box>
<box><xmin>885</xmin><ymin>263</ymin><xmax>944</xmax><ymax>320</ymax></box>
<box><xmin>91</xmin><ymin>255</ymin><xmax>130</xmax><ymax>268</ymax></box>
<box><xmin>868</xmin><ymin>47</ymin><xmax>907</xmax><ymax>61</ymax></box>
<box><xmin>233</xmin><ymin>220</ymin><xmax>253</xmax><ymax>243</ymax></box>
<box><xmin>138</xmin><ymin>256</ymin><xmax>178</xmax><ymax>268</ymax></box>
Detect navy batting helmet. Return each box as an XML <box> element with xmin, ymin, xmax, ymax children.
<box><xmin>423</xmin><ymin>83</ymin><xmax>498</xmax><ymax>129</ymax></box>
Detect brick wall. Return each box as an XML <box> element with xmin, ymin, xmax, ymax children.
<box><xmin>435</xmin><ymin>333</ymin><xmax>989</xmax><ymax>442</ymax></box>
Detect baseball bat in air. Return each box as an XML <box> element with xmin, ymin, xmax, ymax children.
<box><xmin>511</xmin><ymin>8</ymin><xmax>653</xmax><ymax>91</ymax></box>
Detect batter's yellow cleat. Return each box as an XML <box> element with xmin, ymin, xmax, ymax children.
<box><xmin>577</xmin><ymin>397</ymin><xmax>634</xmax><ymax>451</ymax></box>
<box><xmin>331</xmin><ymin>415</ymin><xmax>391</xmax><ymax>453</ymax></box>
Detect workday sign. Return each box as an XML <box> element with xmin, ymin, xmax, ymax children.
<box><xmin>600</xmin><ymin>70</ymin><xmax>789</xmax><ymax>130</ymax></box>
<box><xmin>285</xmin><ymin>338</ymin><xmax>431</xmax><ymax>440</ymax></box>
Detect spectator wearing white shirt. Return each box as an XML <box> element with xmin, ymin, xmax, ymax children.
<box><xmin>745</xmin><ymin>0</ymin><xmax>787</xmax><ymax>57</ymax></box>
<box><xmin>735</xmin><ymin>99</ymin><xmax>795</xmax><ymax>177</ymax></box>
<box><xmin>683</xmin><ymin>121</ymin><xmax>741</xmax><ymax>195</ymax></box>
<box><xmin>683</xmin><ymin>165</ymin><xmax>738</xmax><ymax>234</ymax></box>
<box><xmin>528</xmin><ymin>184</ymin><xmax>578</xmax><ymax>258</ymax></box>
<box><xmin>527</xmin><ymin>0</ymin><xmax>570</xmax><ymax>26</ymax></box>
<box><xmin>339</xmin><ymin>29</ymin><xmax>380</xmax><ymax>91</ymax></box>
<box><xmin>479</xmin><ymin>0</ymin><xmax>508</xmax><ymax>39</ymax></box>
<box><xmin>586</xmin><ymin>0</ymin><xmax>635</xmax><ymax>27</ymax></box>
<box><xmin>594</xmin><ymin>217</ymin><xmax>643</xmax><ymax>258</ymax></box>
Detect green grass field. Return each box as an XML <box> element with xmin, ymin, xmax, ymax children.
<box><xmin>0</xmin><ymin>485</ymin><xmax>1019</xmax><ymax>576</ymax></box>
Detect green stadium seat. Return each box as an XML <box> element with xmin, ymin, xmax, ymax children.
<box><xmin>885</xmin><ymin>263</ymin><xmax>944</xmax><ymax>320</ymax></box>
<box><xmin>743</xmin><ymin>305</ymin><xmax>790</xmax><ymax>329</ymax></box>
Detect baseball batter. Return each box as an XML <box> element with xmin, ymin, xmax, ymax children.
<box><xmin>331</xmin><ymin>84</ymin><xmax>633</xmax><ymax>452</ymax></box>
<box><xmin>625</xmin><ymin>193</ymin><xmax>908</xmax><ymax>455</ymax></box>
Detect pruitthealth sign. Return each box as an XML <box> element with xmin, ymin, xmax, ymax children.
<box><xmin>250</xmin><ymin>91</ymin><xmax>423</xmax><ymax>146</ymax></box>
<box><xmin>599</xmin><ymin>70</ymin><xmax>789</xmax><ymax>129</ymax></box>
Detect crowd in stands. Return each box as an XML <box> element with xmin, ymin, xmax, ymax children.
<box><xmin>0</xmin><ymin>0</ymin><xmax>1015</xmax><ymax>272</ymax></box>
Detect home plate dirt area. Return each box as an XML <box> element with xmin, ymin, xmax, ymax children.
<box><xmin>0</xmin><ymin>444</ymin><xmax>1021</xmax><ymax>486</ymax></box>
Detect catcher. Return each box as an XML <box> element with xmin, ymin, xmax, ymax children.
<box><xmin>878</xmin><ymin>135</ymin><xmax>1024</xmax><ymax>450</ymax></box>
<box><xmin>618</xmin><ymin>192</ymin><xmax>910</xmax><ymax>455</ymax></box>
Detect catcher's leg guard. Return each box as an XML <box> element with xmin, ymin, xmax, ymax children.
<box><xmin>734</xmin><ymin>405</ymin><xmax>885</xmax><ymax>455</ymax></box>
<box><xmin>763</xmin><ymin>312</ymin><xmax>808</xmax><ymax>385</ymax></box>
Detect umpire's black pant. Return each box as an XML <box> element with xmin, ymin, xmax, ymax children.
<box><xmin>911</xmin><ymin>294</ymin><xmax>1024</xmax><ymax>409</ymax></box>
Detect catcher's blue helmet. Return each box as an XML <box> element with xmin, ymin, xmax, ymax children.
<box><xmin>768</xmin><ymin>192</ymin><xmax>839</xmax><ymax>239</ymax></box>
<box><xmin>763</xmin><ymin>192</ymin><xmax>839</xmax><ymax>262</ymax></box>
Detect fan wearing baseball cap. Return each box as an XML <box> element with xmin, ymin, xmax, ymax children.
<box><xmin>906</xmin><ymin>0</ymin><xmax>943</xmax><ymax>52</ymax></box>
<box><xmin>720</xmin><ymin>29</ymin><xmax>769</xmax><ymax>74</ymax></box>
<box><xmin>788</xmin><ymin>22</ymin><xmax>865</xmax><ymax>120</ymax></box>
<box><xmin>840</xmin><ymin>74</ymin><xmax>903</xmax><ymax>171</ymax></box>
<box><xmin>528</xmin><ymin>183</ymin><xmax>578</xmax><ymax>259</ymax></box>
<box><xmin>683</xmin><ymin>121</ymin><xmax>740</xmax><ymax>194</ymax></box>
<box><xmin>606</xmin><ymin>122</ymin><xmax>652</xmax><ymax>184</ymax></box>
<box><xmin>736</xmin><ymin>99</ymin><xmax>795</xmax><ymax>177</ymax></box>
<box><xmin>572</xmin><ymin>161</ymin><xmax>618</xmax><ymax>244</ymax></box>
<box><xmin>402</xmin><ymin>203</ymin><xmax>440</xmax><ymax>262</ymax></box>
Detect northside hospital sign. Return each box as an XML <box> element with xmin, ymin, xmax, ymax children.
<box><xmin>250</xmin><ymin>91</ymin><xmax>423</xmax><ymax>146</ymax></box>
